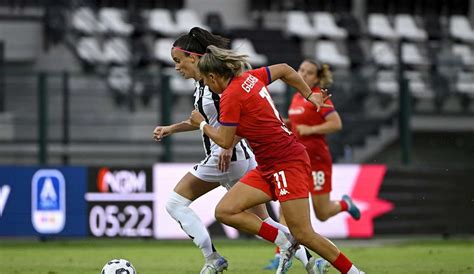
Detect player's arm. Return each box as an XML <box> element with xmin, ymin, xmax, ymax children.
<box><xmin>189</xmin><ymin>109</ymin><xmax>236</xmax><ymax>149</ymax></box>
<box><xmin>266</xmin><ymin>64</ymin><xmax>331</xmax><ymax>111</ymax></box>
<box><xmin>153</xmin><ymin>119</ymin><xmax>197</xmax><ymax>141</ymax></box>
<box><xmin>297</xmin><ymin>111</ymin><xmax>343</xmax><ymax>136</ymax></box>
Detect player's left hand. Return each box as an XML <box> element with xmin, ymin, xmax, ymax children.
<box><xmin>308</xmin><ymin>89</ymin><xmax>332</xmax><ymax>112</ymax></box>
<box><xmin>296</xmin><ymin>125</ymin><xmax>316</xmax><ymax>136</ymax></box>
<box><xmin>190</xmin><ymin>109</ymin><xmax>205</xmax><ymax>127</ymax></box>
<box><xmin>218</xmin><ymin>148</ymin><xmax>233</xmax><ymax>172</ymax></box>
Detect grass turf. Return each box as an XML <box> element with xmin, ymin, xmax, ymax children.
<box><xmin>0</xmin><ymin>238</ymin><xmax>473</xmax><ymax>273</ymax></box>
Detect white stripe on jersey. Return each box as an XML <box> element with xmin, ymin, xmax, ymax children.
<box><xmin>193</xmin><ymin>81</ymin><xmax>254</xmax><ymax>161</ymax></box>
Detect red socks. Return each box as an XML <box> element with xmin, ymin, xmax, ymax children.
<box><xmin>332</xmin><ymin>252</ymin><xmax>353</xmax><ymax>274</ymax></box>
<box><xmin>258</xmin><ymin>222</ymin><xmax>278</xmax><ymax>243</ymax></box>
<box><xmin>340</xmin><ymin>200</ymin><xmax>349</xmax><ymax>211</ymax></box>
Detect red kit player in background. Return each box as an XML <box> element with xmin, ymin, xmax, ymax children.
<box><xmin>190</xmin><ymin>45</ymin><xmax>365</xmax><ymax>274</ymax></box>
<box><xmin>264</xmin><ymin>60</ymin><xmax>361</xmax><ymax>270</ymax></box>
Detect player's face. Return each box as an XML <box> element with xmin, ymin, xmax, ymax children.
<box><xmin>201</xmin><ymin>73</ymin><xmax>224</xmax><ymax>94</ymax></box>
<box><xmin>171</xmin><ymin>48</ymin><xmax>199</xmax><ymax>79</ymax></box>
<box><xmin>298</xmin><ymin>61</ymin><xmax>319</xmax><ymax>88</ymax></box>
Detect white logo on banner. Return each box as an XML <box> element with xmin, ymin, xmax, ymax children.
<box><xmin>39</xmin><ymin>178</ymin><xmax>58</xmax><ymax>207</ymax></box>
<box><xmin>0</xmin><ymin>185</ymin><xmax>11</xmax><ymax>217</ymax></box>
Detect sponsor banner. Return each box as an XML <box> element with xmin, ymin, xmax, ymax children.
<box><xmin>153</xmin><ymin>163</ymin><xmax>393</xmax><ymax>239</ymax></box>
<box><xmin>0</xmin><ymin>167</ymin><xmax>87</xmax><ymax>236</ymax></box>
<box><xmin>85</xmin><ymin>167</ymin><xmax>154</xmax><ymax>238</ymax></box>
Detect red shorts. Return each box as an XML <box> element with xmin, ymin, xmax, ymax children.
<box><xmin>309</xmin><ymin>158</ymin><xmax>332</xmax><ymax>195</ymax></box>
<box><xmin>240</xmin><ymin>154</ymin><xmax>312</xmax><ymax>202</ymax></box>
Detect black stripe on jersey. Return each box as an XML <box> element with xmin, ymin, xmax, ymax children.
<box><xmin>202</xmin><ymin>154</ymin><xmax>211</xmax><ymax>165</ymax></box>
<box><xmin>197</xmin><ymin>83</ymin><xmax>211</xmax><ymax>155</ymax></box>
<box><xmin>211</xmin><ymin>91</ymin><xmax>221</xmax><ymax>122</ymax></box>
<box><xmin>240</xmin><ymin>141</ymin><xmax>251</xmax><ymax>159</ymax></box>
<box><xmin>231</xmin><ymin>147</ymin><xmax>237</xmax><ymax>161</ymax></box>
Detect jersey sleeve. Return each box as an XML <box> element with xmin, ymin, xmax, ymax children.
<box><xmin>249</xmin><ymin>67</ymin><xmax>272</xmax><ymax>85</ymax></box>
<box><xmin>320</xmin><ymin>97</ymin><xmax>336</xmax><ymax>117</ymax></box>
<box><xmin>219</xmin><ymin>90</ymin><xmax>241</xmax><ymax>126</ymax></box>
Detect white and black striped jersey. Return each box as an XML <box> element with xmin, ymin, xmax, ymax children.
<box><xmin>193</xmin><ymin>81</ymin><xmax>254</xmax><ymax>161</ymax></box>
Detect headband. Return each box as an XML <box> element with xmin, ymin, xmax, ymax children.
<box><xmin>172</xmin><ymin>46</ymin><xmax>204</xmax><ymax>56</ymax></box>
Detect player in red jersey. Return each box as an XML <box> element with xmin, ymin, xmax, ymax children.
<box><xmin>190</xmin><ymin>45</ymin><xmax>365</xmax><ymax>274</ymax></box>
<box><xmin>264</xmin><ymin>60</ymin><xmax>361</xmax><ymax>270</ymax></box>
<box><xmin>288</xmin><ymin>59</ymin><xmax>360</xmax><ymax>221</ymax></box>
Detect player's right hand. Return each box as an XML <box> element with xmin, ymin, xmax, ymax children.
<box><xmin>153</xmin><ymin>126</ymin><xmax>172</xmax><ymax>141</ymax></box>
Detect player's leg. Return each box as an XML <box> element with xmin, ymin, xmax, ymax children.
<box><xmin>165</xmin><ymin>172</ymin><xmax>221</xmax><ymax>266</ymax></box>
<box><xmin>311</xmin><ymin>166</ymin><xmax>360</xmax><ymax>221</ymax></box>
<box><xmin>281</xmin><ymin>198</ymin><xmax>363</xmax><ymax>274</ymax></box>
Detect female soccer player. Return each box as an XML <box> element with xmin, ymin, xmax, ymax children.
<box><xmin>153</xmin><ymin>27</ymin><xmax>312</xmax><ymax>274</ymax></box>
<box><xmin>264</xmin><ymin>60</ymin><xmax>361</xmax><ymax>270</ymax></box>
<box><xmin>190</xmin><ymin>45</ymin><xmax>365</xmax><ymax>274</ymax></box>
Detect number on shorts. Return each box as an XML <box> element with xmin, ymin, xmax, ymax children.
<box><xmin>312</xmin><ymin>171</ymin><xmax>325</xmax><ymax>191</ymax></box>
<box><xmin>273</xmin><ymin>170</ymin><xmax>288</xmax><ymax>190</ymax></box>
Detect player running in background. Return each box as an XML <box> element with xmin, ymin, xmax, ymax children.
<box><xmin>190</xmin><ymin>45</ymin><xmax>365</xmax><ymax>274</ymax></box>
<box><xmin>153</xmin><ymin>27</ymin><xmax>319</xmax><ymax>274</ymax></box>
<box><xmin>264</xmin><ymin>60</ymin><xmax>361</xmax><ymax>270</ymax></box>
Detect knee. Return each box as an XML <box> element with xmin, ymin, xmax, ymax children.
<box><xmin>314</xmin><ymin>209</ymin><xmax>330</xmax><ymax>222</ymax></box>
<box><xmin>288</xmin><ymin>225</ymin><xmax>315</xmax><ymax>244</ymax></box>
<box><xmin>215</xmin><ymin>202</ymin><xmax>239</xmax><ymax>224</ymax></box>
<box><xmin>165</xmin><ymin>192</ymin><xmax>190</xmax><ymax>216</ymax></box>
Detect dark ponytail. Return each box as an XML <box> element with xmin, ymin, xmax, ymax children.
<box><xmin>173</xmin><ymin>27</ymin><xmax>230</xmax><ymax>56</ymax></box>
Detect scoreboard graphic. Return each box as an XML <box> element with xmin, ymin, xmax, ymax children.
<box><xmin>85</xmin><ymin>167</ymin><xmax>154</xmax><ymax>238</ymax></box>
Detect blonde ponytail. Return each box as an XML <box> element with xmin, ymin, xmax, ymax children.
<box><xmin>318</xmin><ymin>64</ymin><xmax>333</xmax><ymax>88</ymax></box>
<box><xmin>198</xmin><ymin>45</ymin><xmax>251</xmax><ymax>79</ymax></box>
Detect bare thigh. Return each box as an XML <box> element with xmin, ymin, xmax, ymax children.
<box><xmin>174</xmin><ymin>172</ymin><xmax>220</xmax><ymax>201</ymax></box>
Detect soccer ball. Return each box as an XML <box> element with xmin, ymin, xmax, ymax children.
<box><xmin>101</xmin><ymin>259</ymin><xmax>137</xmax><ymax>274</ymax></box>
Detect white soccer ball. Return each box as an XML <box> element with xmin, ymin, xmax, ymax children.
<box><xmin>101</xmin><ymin>259</ymin><xmax>137</xmax><ymax>274</ymax></box>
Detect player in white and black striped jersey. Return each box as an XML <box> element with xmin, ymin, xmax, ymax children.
<box><xmin>192</xmin><ymin>80</ymin><xmax>255</xmax><ymax>189</ymax></box>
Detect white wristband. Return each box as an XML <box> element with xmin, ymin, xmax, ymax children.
<box><xmin>199</xmin><ymin>121</ymin><xmax>208</xmax><ymax>131</ymax></box>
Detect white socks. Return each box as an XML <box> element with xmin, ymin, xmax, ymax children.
<box><xmin>263</xmin><ymin>217</ymin><xmax>309</xmax><ymax>266</ymax></box>
<box><xmin>347</xmin><ymin>265</ymin><xmax>361</xmax><ymax>274</ymax></box>
<box><xmin>166</xmin><ymin>191</ymin><xmax>214</xmax><ymax>258</ymax></box>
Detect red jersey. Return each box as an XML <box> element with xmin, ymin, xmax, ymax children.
<box><xmin>219</xmin><ymin>67</ymin><xmax>307</xmax><ymax>171</ymax></box>
<box><xmin>288</xmin><ymin>86</ymin><xmax>336</xmax><ymax>165</ymax></box>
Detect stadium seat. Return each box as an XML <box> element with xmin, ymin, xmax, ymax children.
<box><xmin>449</xmin><ymin>15</ymin><xmax>474</xmax><ymax>43</ymax></box>
<box><xmin>154</xmin><ymin>38</ymin><xmax>175</xmax><ymax>66</ymax></box>
<box><xmin>368</xmin><ymin>14</ymin><xmax>398</xmax><ymax>40</ymax></box>
<box><xmin>231</xmin><ymin>38</ymin><xmax>268</xmax><ymax>66</ymax></box>
<box><xmin>405</xmin><ymin>71</ymin><xmax>434</xmax><ymax>99</ymax></box>
<box><xmin>286</xmin><ymin>11</ymin><xmax>318</xmax><ymax>39</ymax></box>
<box><xmin>176</xmin><ymin>9</ymin><xmax>210</xmax><ymax>34</ymax></box>
<box><xmin>371</xmin><ymin>41</ymin><xmax>397</xmax><ymax>68</ymax></box>
<box><xmin>267</xmin><ymin>79</ymin><xmax>286</xmax><ymax>95</ymax></box>
<box><xmin>456</xmin><ymin>71</ymin><xmax>474</xmax><ymax>98</ymax></box>
<box><xmin>402</xmin><ymin>43</ymin><xmax>430</xmax><ymax>67</ymax></box>
<box><xmin>147</xmin><ymin>9</ymin><xmax>182</xmax><ymax>36</ymax></box>
<box><xmin>452</xmin><ymin>44</ymin><xmax>474</xmax><ymax>68</ymax></box>
<box><xmin>394</xmin><ymin>14</ymin><xmax>427</xmax><ymax>42</ymax></box>
<box><xmin>104</xmin><ymin>38</ymin><xmax>131</xmax><ymax>65</ymax></box>
<box><xmin>375</xmin><ymin>70</ymin><xmax>399</xmax><ymax>96</ymax></box>
<box><xmin>315</xmin><ymin>41</ymin><xmax>350</xmax><ymax>68</ymax></box>
<box><xmin>76</xmin><ymin>37</ymin><xmax>106</xmax><ymax>64</ymax></box>
<box><xmin>313</xmin><ymin>12</ymin><xmax>347</xmax><ymax>39</ymax></box>
<box><xmin>72</xmin><ymin>7</ymin><xmax>106</xmax><ymax>34</ymax></box>
<box><xmin>99</xmin><ymin>8</ymin><xmax>134</xmax><ymax>36</ymax></box>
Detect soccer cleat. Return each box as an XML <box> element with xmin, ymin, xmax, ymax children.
<box><xmin>276</xmin><ymin>242</ymin><xmax>298</xmax><ymax>274</ymax></box>
<box><xmin>263</xmin><ymin>255</ymin><xmax>280</xmax><ymax>270</ymax></box>
<box><xmin>305</xmin><ymin>257</ymin><xmax>331</xmax><ymax>274</ymax></box>
<box><xmin>342</xmin><ymin>195</ymin><xmax>361</xmax><ymax>220</ymax></box>
<box><xmin>200</xmin><ymin>256</ymin><xmax>228</xmax><ymax>274</ymax></box>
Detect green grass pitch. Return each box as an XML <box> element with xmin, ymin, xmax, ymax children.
<box><xmin>0</xmin><ymin>238</ymin><xmax>472</xmax><ymax>273</ymax></box>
